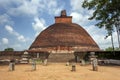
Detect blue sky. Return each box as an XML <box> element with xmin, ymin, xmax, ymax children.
<box><xmin>0</xmin><ymin>0</ymin><xmax>118</xmax><ymax>51</ymax></box>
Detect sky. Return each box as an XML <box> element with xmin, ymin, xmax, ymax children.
<box><xmin>0</xmin><ymin>0</ymin><xmax>118</xmax><ymax>51</ymax></box>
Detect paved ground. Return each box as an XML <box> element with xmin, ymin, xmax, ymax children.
<box><xmin>0</xmin><ymin>63</ymin><xmax>120</xmax><ymax>80</ymax></box>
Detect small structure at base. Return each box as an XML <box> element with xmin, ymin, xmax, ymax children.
<box><xmin>20</xmin><ymin>51</ymin><xmax>29</xmax><ymax>64</ymax></box>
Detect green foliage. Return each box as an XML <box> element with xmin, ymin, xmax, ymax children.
<box><xmin>115</xmin><ymin>47</ymin><xmax>120</xmax><ymax>51</ymax></box>
<box><xmin>105</xmin><ymin>47</ymin><xmax>114</xmax><ymax>51</ymax></box>
<box><xmin>82</xmin><ymin>0</ymin><xmax>120</xmax><ymax>35</ymax></box>
<box><xmin>105</xmin><ymin>47</ymin><xmax>120</xmax><ymax>51</ymax></box>
<box><xmin>4</xmin><ymin>48</ymin><xmax>14</xmax><ymax>51</ymax></box>
<box><xmin>96</xmin><ymin>51</ymin><xmax>120</xmax><ymax>60</ymax></box>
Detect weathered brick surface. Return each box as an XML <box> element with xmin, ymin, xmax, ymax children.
<box><xmin>30</xmin><ymin>23</ymin><xmax>99</xmax><ymax>51</ymax></box>
<box><xmin>29</xmin><ymin>10</ymin><xmax>99</xmax><ymax>51</ymax></box>
<box><xmin>55</xmin><ymin>17</ymin><xmax>72</xmax><ymax>23</ymax></box>
<box><xmin>48</xmin><ymin>53</ymin><xmax>75</xmax><ymax>62</ymax></box>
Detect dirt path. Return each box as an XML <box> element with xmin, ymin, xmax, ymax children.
<box><xmin>0</xmin><ymin>63</ymin><xmax>120</xmax><ymax>80</ymax></box>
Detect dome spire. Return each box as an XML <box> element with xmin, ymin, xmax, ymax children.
<box><xmin>61</xmin><ymin>10</ymin><xmax>67</xmax><ymax>17</ymax></box>
<box><xmin>55</xmin><ymin>10</ymin><xmax>72</xmax><ymax>23</ymax></box>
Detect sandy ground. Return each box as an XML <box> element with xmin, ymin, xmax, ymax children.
<box><xmin>0</xmin><ymin>63</ymin><xmax>120</xmax><ymax>80</ymax></box>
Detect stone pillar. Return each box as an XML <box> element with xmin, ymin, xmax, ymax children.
<box><xmin>89</xmin><ymin>52</ymin><xmax>98</xmax><ymax>71</ymax></box>
<box><xmin>92</xmin><ymin>58</ymin><xmax>98</xmax><ymax>71</ymax></box>
<box><xmin>75</xmin><ymin>55</ymin><xmax>77</xmax><ymax>62</ymax></box>
<box><xmin>89</xmin><ymin>52</ymin><xmax>96</xmax><ymax>64</ymax></box>
<box><xmin>32</xmin><ymin>59</ymin><xmax>36</xmax><ymax>71</ymax></box>
<box><xmin>43</xmin><ymin>59</ymin><xmax>48</xmax><ymax>66</ymax></box>
<box><xmin>71</xmin><ymin>63</ymin><xmax>76</xmax><ymax>71</ymax></box>
<box><xmin>9</xmin><ymin>62</ymin><xmax>15</xmax><ymax>71</ymax></box>
<box><xmin>37</xmin><ymin>53</ymin><xmax>39</xmax><ymax>58</ymax></box>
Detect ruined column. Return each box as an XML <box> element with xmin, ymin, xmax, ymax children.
<box><xmin>43</xmin><ymin>59</ymin><xmax>48</xmax><ymax>66</ymax></box>
<box><xmin>37</xmin><ymin>53</ymin><xmax>39</xmax><ymax>58</ymax></box>
<box><xmin>43</xmin><ymin>53</ymin><xmax>49</xmax><ymax>66</ymax></box>
<box><xmin>92</xmin><ymin>58</ymin><xmax>98</xmax><ymax>71</ymax></box>
<box><xmin>71</xmin><ymin>63</ymin><xmax>76</xmax><ymax>71</ymax></box>
<box><xmin>32</xmin><ymin>59</ymin><xmax>36</xmax><ymax>71</ymax></box>
<box><xmin>89</xmin><ymin>52</ymin><xmax>98</xmax><ymax>71</ymax></box>
<box><xmin>9</xmin><ymin>60</ymin><xmax>15</xmax><ymax>71</ymax></box>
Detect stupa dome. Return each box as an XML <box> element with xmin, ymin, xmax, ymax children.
<box><xmin>29</xmin><ymin>10</ymin><xmax>99</xmax><ymax>52</ymax></box>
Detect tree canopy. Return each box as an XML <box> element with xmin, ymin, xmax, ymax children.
<box><xmin>82</xmin><ymin>0</ymin><xmax>120</xmax><ymax>35</ymax></box>
<box><xmin>4</xmin><ymin>48</ymin><xmax>14</xmax><ymax>51</ymax></box>
<box><xmin>105</xmin><ymin>47</ymin><xmax>120</xmax><ymax>51</ymax></box>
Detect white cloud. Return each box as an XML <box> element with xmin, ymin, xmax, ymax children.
<box><xmin>70</xmin><ymin>0</ymin><xmax>92</xmax><ymax>14</ymax></box>
<box><xmin>5</xmin><ymin>25</ymin><xmax>19</xmax><ymax>36</ymax></box>
<box><xmin>70</xmin><ymin>0</ymin><xmax>83</xmax><ymax>12</ymax></box>
<box><xmin>0</xmin><ymin>14</ymin><xmax>13</xmax><ymax>25</ymax></box>
<box><xmin>45</xmin><ymin>0</ymin><xmax>63</xmax><ymax>15</ymax></box>
<box><xmin>0</xmin><ymin>0</ymin><xmax>22</xmax><ymax>8</ymax></box>
<box><xmin>2</xmin><ymin>38</ymin><xmax>9</xmax><ymax>44</ymax></box>
<box><xmin>70</xmin><ymin>0</ymin><xmax>93</xmax><ymax>13</ymax></box>
<box><xmin>70</xmin><ymin>0</ymin><xmax>95</xmax><ymax>26</ymax></box>
<box><xmin>8</xmin><ymin>0</ymin><xmax>39</xmax><ymax>16</ymax></box>
<box><xmin>5</xmin><ymin>25</ymin><xmax>13</xmax><ymax>33</ymax></box>
<box><xmin>5</xmin><ymin>25</ymin><xmax>27</xmax><ymax>42</ymax></box>
<box><xmin>32</xmin><ymin>17</ymin><xmax>46</xmax><ymax>36</ymax></box>
<box><xmin>70</xmin><ymin>12</ymin><xmax>82</xmax><ymax>22</ymax></box>
<box><xmin>17</xmin><ymin>35</ymin><xmax>26</xmax><ymax>42</ymax></box>
<box><xmin>2</xmin><ymin>0</ymin><xmax>63</xmax><ymax>17</ymax></box>
<box><xmin>70</xmin><ymin>12</ymin><xmax>89</xmax><ymax>26</ymax></box>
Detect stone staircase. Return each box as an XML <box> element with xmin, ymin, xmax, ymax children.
<box><xmin>48</xmin><ymin>53</ymin><xmax>75</xmax><ymax>62</ymax></box>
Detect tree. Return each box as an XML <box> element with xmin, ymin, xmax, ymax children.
<box><xmin>82</xmin><ymin>0</ymin><xmax>120</xmax><ymax>48</ymax></box>
<box><xmin>115</xmin><ymin>21</ymin><xmax>120</xmax><ymax>48</ymax></box>
<box><xmin>105</xmin><ymin>47</ymin><xmax>120</xmax><ymax>51</ymax></box>
<box><xmin>82</xmin><ymin>0</ymin><xmax>120</xmax><ymax>29</ymax></box>
<box><xmin>4</xmin><ymin>48</ymin><xmax>14</xmax><ymax>51</ymax></box>
<box><xmin>105</xmin><ymin>47</ymin><xmax>114</xmax><ymax>51</ymax></box>
<box><xmin>115</xmin><ymin>47</ymin><xmax>120</xmax><ymax>51</ymax></box>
